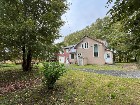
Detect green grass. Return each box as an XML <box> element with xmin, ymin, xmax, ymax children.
<box><xmin>0</xmin><ymin>63</ymin><xmax>21</xmax><ymax>71</ymax></box>
<box><xmin>1</xmin><ymin>69</ymin><xmax>140</xmax><ymax>105</ymax></box>
<box><xmin>68</xmin><ymin>63</ymin><xmax>138</xmax><ymax>70</ymax></box>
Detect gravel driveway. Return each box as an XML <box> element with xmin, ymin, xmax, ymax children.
<box><xmin>73</xmin><ymin>68</ymin><xmax>140</xmax><ymax>79</ymax></box>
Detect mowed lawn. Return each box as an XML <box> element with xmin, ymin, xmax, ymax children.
<box><xmin>0</xmin><ymin>65</ymin><xmax>140</xmax><ymax>105</ymax></box>
<box><xmin>68</xmin><ymin>63</ymin><xmax>138</xmax><ymax>71</ymax></box>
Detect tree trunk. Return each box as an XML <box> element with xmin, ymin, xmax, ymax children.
<box><xmin>26</xmin><ymin>49</ymin><xmax>32</xmax><ymax>71</ymax></box>
<box><xmin>112</xmin><ymin>48</ymin><xmax>115</xmax><ymax>64</ymax></box>
<box><xmin>22</xmin><ymin>46</ymin><xmax>27</xmax><ymax>71</ymax></box>
<box><xmin>22</xmin><ymin>46</ymin><xmax>32</xmax><ymax>71</ymax></box>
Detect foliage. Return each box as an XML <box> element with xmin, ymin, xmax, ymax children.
<box><xmin>107</xmin><ymin>0</ymin><xmax>140</xmax><ymax>63</ymax></box>
<box><xmin>36</xmin><ymin>42</ymin><xmax>66</xmax><ymax>61</ymax></box>
<box><xmin>0</xmin><ymin>0</ymin><xmax>68</xmax><ymax>71</ymax></box>
<box><xmin>64</xmin><ymin>17</ymin><xmax>134</xmax><ymax>62</ymax></box>
<box><xmin>42</xmin><ymin>62</ymin><xmax>67</xmax><ymax>89</ymax></box>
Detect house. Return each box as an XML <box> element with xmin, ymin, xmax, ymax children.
<box><xmin>58</xmin><ymin>45</ymin><xmax>76</xmax><ymax>64</ymax></box>
<box><xmin>58</xmin><ymin>36</ymin><xmax>113</xmax><ymax>65</ymax></box>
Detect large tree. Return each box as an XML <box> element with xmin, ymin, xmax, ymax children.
<box><xmin>0</xmin><ymin>0</ymin><xmax>67</xmax><ymax>71</ymax></box>
<box><xmin>107</xmin><ymin>0</ymin><xmax>140</xmax><ymax>62</ymax></box>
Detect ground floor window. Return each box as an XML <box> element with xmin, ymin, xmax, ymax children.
<box><xmin>94</xmin><ymin>44</ymin><xmax>98</xmax><ymax>57</ymax></box>
<box><xmin>71</xmin><ymin>54</ymin><xmax>74</xmax><ymax>59</ymax></box>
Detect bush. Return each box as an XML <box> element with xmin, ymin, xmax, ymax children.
<box><xmin>42</xmin><ymin>62</ymin><xmax>67</xmax><ymax>89</ymax></box>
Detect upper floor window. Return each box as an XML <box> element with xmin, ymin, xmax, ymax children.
<box><xmin>66</xmin><ymin>49</ymin><xmax>69</xmax><ymax>53</ymax></box>
<box><xmin>81</xmin><ymin>42</ymin><xmax>89</xmax><ymax>49</ymax></box>
<box><xmin>94</xmin><ymin>44</ymin><xmax>98</xmax><ymax>57</ymax></box>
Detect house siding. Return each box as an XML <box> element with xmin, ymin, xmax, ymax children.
<box><xmin>76</xmin><ymin>37</ymin><xmax>106</xmax><ymax>65</ymax></box>
<box><xmin>58</xmin><ymin>48</ymin><xmax>69</xmax><ymax>63</ymax></box>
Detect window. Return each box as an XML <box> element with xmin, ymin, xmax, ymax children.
<box><xmin>66</xmin><ymin>49</ymin><xmax>69</xmax><ymax>53</ymax></box>
<box><xmin>85</xmin><ymin>42</ymin><xmax>88</xmax><ymax>48</ymax></box>
<box><xmin>87</xmin><ymin>42</ymin><xmax>88</xmax><ymax>48</ymax></box>
<box><xmin>81</xmin><ymin>42</ymin><xmax>88</xmax><ymax>49</ymax></box>
<box><xmin>71</xmin><ymin>54</ymin><xmax>74</xmax><ymax>59</ymax></box>
<box><xmin>107</xmin><ymin>54</ymin><xmax>110</xmax><ymax>58</ymax></box>
<box><xmin>81</xmin><ymin>44</ymin><xmax>84</xmax><ymax>48</ymax></box>
<box><xmin>94</xmin><ymin>44</ymin><xmax>98</xmax><ymax>57</ymax></box>
<box><xmin>78</xmin><ymin>53</ymin><xmax>82</xmax><ymax>57</ymax></box>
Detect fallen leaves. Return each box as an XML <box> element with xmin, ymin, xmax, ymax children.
<box><xmin>0</xmin><ymin>78</ymin><xmax>41</xmax><ymax>94</ymax></box>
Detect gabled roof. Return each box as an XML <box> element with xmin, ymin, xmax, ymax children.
<box><xmin>105</xmin><ymin>48</ymin><xmax>113</xmax><ymax>52</ymax></box>
<box><xmin>63</xmin><ymin>45</ymin><xmax>76</xmax><ymax>49</ymax></box>
<box><xmin>74</xmin><ymin>36</ymin><xmax>107</xmax><ymax>48</ymax></box>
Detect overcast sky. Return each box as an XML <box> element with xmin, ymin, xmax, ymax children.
<box><xmin>55</xmin><ymin>0</ymin><xmax>113</xmax><ymax>43</ymax></box>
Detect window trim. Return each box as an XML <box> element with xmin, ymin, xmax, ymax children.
<box><xmin>81</xmin><ymin>42</ymin><xmax>89</xmax><ymax>49</ymax></box>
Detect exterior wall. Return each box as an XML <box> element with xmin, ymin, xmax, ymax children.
<box><xmin>76</xmin><ymin>37</ymin><xmax>106</xmax><ymax>65</ymax></box>
<box><xmin>58</xmin><ymin>48</ymin><xmax>69</xmax><ymax>64</ymax></box>
<box><xmin>83</xmin><ymin>58</ymin><xmax>88</xmax><ymax>65</ymax></box>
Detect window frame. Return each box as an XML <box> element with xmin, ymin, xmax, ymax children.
<box><xmin>81</xmin><ymin>42</ymin><xmax>89</xmax><ymax>49</ymax></box>
<box><xmin>71</xmin><ymin>54</ymin><xmax>74</xmax><ymax>59</ymax></box>
<box><xmin>93</xmin><ymin>44</ymin><xmax>99</xmax><ymax>57</ymax></box>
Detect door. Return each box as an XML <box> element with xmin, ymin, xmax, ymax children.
<box><xmin>59</xmin><ymin>56</ymin><xmax>65</xmax><ymax>63</ymax></box>
<box><xmin>104</xmin><ymin>53</ymin><xmax>112</xmax><ymax>64</ymax></box>
<box><xmin>78</xmin><ymin>57</ymin><xmax>83</xmax><ymax>65</ymax></box>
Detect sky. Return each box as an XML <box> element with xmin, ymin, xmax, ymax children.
<box><xmin>55</xmin><ymin>0</ymin><xmax>113</xmax><ymax>43</ymax></box>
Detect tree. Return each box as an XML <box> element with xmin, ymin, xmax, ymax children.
<box><xmin>0</xmin><ymin>0</ymin><xmax>68</xmax><ymax>71</ymax></box>
<box><xmin>35</xmin><ymin>42</ymin><xmax>65</xmax><ymax>62</ymax></box>
<box><xmin>107</xmin><ymin>0</ymin><xmax>140</xmax><ymax>63</ymax></box>
<box><xmin>64</xmin><ymin>16</ymin><xmax>133</xmax><ymax>63</ymax></box>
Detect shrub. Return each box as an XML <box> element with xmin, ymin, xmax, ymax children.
<box><xmin>42</xmin><ymin>62</ymin><xmax>67</xmax><ymax>89</ymax></box>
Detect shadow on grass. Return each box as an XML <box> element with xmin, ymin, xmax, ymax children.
<box><xmin>0</xmin><ymin>69</ymin><xmax>40</xmax><ymax>86</ymax></box>
<box><xmin>1</xmin><ymin>84</ymin><xmax>68</xmax><ymax>105</ymax></box>
<box><xmin>0</xmin><ymin>69</ymin><xmax>70</xmax><ymax>105</ymax></box>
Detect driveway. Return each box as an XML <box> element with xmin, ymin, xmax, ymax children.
<box><xmin>72</xmin><ymin>68</ymin><xmax>140</xmax><ymax>79</ymax></box>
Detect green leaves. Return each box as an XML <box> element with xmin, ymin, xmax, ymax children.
<box><xmin>107</xmin><ymin>0</ymin><xmax>140</xmax><ymax>62</ymax></box>
<box><xmin>42</xmin><ymin>62</ymin><xmax>67</xmax><ymax>89</ymax></box>
<box><xmin>0</xmin><ymin>0</ymin><xmax>68</xmax><ymax>70</ymax></box>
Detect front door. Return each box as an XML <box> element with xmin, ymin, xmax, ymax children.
<box><xmin>59</xmin><ymin>56</ymin><xmax>64</xmax><ymax>63</ymax></box>
<box><xmin>78</xmin><ymin>57</ymin><xmax>83</xmax><ymax>65</ymax></box>
<box><xmin>104</xmin><ymin>53</ymin><xmax>112</xmax><ymax>64</ymax></box>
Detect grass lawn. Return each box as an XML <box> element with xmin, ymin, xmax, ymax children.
<box><xmin>1</xmin><ymin>68</ymin><xmax>140</xmax><ymax>105</ymax></box>
<box><xmin>0</xmin><ymin>63</ymin><xmax>21</xmax><ymax>71</ymax></box>
<box><xmin>68</xmin><ymin>63</ymin><xmax>138</xmax><ymax>71</ymax></box>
